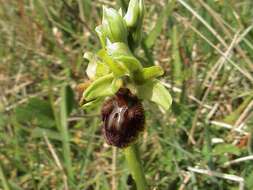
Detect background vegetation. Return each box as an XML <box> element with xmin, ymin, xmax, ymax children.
<box><xmin>1</xmin><ymin>0</ymin><xmax>253</xmax><ymax>189</ymax></box>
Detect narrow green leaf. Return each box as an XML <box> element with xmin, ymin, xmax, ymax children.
<box><xmin>60</xmin><ymin>85</ymin><xmax>74</xmax><ymax>181</ymax></box>
<box><xmin>171</xmin><ymin>25</ymin><xmax>182</xmax><ymax>86</ymax></box>
<box><xmin>0</xmin><ymin>162</ymin><xmax>10</xmax><ymax>190</ymax></box>
<box><xmin>31</xmin><ymin>128</ymin><xmax>62</xmax><ymax>141</ymax></box>
<box><xmin>64</xmin><ymin>85</ymin><xmax>75</xmax><ymax>116</ymax></box>
<box><xmin>212</xmin><ymin>144</ymin><xmax>241</xmax><ymax>156</ymax></box>
<box><xmin>14</xmin><ymin>98</ymin><xmax>55</xmax><ymax>128</ymax></box>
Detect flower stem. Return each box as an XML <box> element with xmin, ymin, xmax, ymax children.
<box><xmin>124</xmin><ymin>144</ymin><xmax>148</xmax><ymax>190</ymax></box>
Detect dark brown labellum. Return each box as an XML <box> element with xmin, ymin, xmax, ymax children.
<box><xmin>101</xmin><ymin>88</ymin><xmax>145</xmax><ymax>148</ymax></box>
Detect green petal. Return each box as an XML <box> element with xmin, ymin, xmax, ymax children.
<box><xmin>131</xmin><ymin>66</ymin><xmax>164</xmax><ymax>85</ymax></box>
<box><xmin>137</xmin><ymin>79</ymin><xmax>172</xmax><ymax>111</ymax></box>
<box><xmin>83</xmin><ymin>74</ymin><xmax>122</xmax><ymax>101</ymax></box>
<box><xmin>84</xmin><ymin>52</ymin><xmax>110</xmax><ymax>80</ymax></box>
<box><xmin>142</xmin><ymin>66</ymin><xmax>164</xmax><ymax>80</ymax></box>
<box><xmin>95</xmin><ymin>25</ymin><xmax>106</xmax><ymax>48</ymax></box>
<box><xmin>98</xmin><ymin>49</ymin><xmax>128</xmax><ymax>77</ymax></box>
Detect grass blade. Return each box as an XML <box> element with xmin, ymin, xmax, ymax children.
<box><xmin>59</xmin><ymin>85</ymin><xmax>74</xmax><ymax>183</ymax></box>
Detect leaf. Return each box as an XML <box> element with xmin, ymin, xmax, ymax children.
<box><xmin>0</xmin><ymin>113</ymin><xmax>6</xmax><ymax>129</ymax></box>
<box><xmin>212</xmin><ymin>144</ymin><xmax>241</xmax><ymax>156</ymax></box>
<box><xmin>59</xmin><ymin>84</ymin><xmax>74</xmax><ymax>180</ymax></box>
<box><xmin>246</xmin><ymin>171</ymin><xmax>253</xmax><ymax>189</ymax></box>
<box><xmin>15</xmin><ymin>98</ymin><xmax>55</xmax><ymax>128</ymax></box>
<box><xmin>137</xmin><ymin>79</ymin><xmax>172</xmax><ymax>111</ymax></box>
<box><xmin>64</xmin><ymin>85</ymin><xmax>75</xmax><ymax>116</ymax></box>
<box><xmin>83</xmin><ymin>74</ymin><xmax>122</xmax><ymax>101</ymax></box>
<box><xmin>171</xmin><ymin>25</ymin><xmax>182</xmax><ymax>86</ymax></box>
<box><xmin>31</xmin><ymin>127</ymin><xmax>62</xmax><ymax>141</ymax></box>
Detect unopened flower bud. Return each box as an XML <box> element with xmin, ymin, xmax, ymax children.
<box><xmin>124</xmin><ymin>0</ymin><xmax>144</xmax><ymax>48</ymax></box>
<box><xmin>101</xmin><ymin>7</ymin><xmax>128</xmax><ymax>44</ymax></box>
<box><xmin>101</xmin><ymin>88</ymin><xmax>145</xmax><ymax>148</ymax></box>
<box><xmin>124</xmin><ymin>0</ymin><xmax>144</xmax><ymax>28</ymax></box>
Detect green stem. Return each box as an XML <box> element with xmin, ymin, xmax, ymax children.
<box><xmin>0</xmin><ymin>162</ymin><xmax>10</xmax><ymax>190</ymax></box>
<box><xmin>124</xmin><ymin>144</ymin><xmax>148</xmax><ymax>190</ymax></box>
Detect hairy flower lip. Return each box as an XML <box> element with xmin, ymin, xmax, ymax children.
<box><xmin>101</xmin><ymin>88</ymin><xmax>145</xmax><ymax>148</ymax></box>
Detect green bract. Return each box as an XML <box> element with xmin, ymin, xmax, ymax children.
<box><xmin>81</xmin><ymin>0</ymin><xmax>172</xmax><ymax>112</ymax></box>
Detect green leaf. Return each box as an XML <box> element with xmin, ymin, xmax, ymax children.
<box><xmin>83</xmin><ymin>74</ymin><xmax>122</xmax><ymax>101</ymax></box>
<box><xmin>59</xmin><ymin>84</ymin><xmax>74</xmax><ymax>181</ymax></box>
<box><xmin>0</xmin><ymin>113</ymin><xmax>6</xmax><ymax>129</ymax></box>
<box><xmin>64</xmin><ymin>85</ymin><xmax>75</xmax><ymax>116</ymax></box>
<box><xmin>137</xmin><ymin>79</ymin><xmax>172</xmax><ymax>111</ymax></box>
<box><xmin>212</xmin><ymin>144</ymin><xmax>241</xmax><ymax>156</ymax></box>
<box><xmin>14</xmin><ymin>98</ymin><xmax>55</xmax><ymax>128</ymax></box>
<box><xmin>171</xmin><ymin>25</ymin><xmax>182</xmax><ymax>86</ymax></box>
<box><xmin>31</xmin><ymin>127</ymin><xmax>62</xmax><ymax>141</ymax></box>
<box><xmin>246</xmin><ymin>171</ymin><xmax>253</xmax><ymax>189</ymax></box>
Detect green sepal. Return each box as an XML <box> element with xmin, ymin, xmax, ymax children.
<box><xmin>81</xmin><ymin>97</ymin><xmax>104</xmax><ymax>110</ymax></box>
<box><xmin>83</xmin><ymin>73</ymin><xmax>122</xmax><ymax>101</ymax></box>
<box><xmin>95</xmin><ymin>25</ymin><xmax>106</xmax><ymax>48</ymax></box>
<box><xmin>84</xmin><ymin>52</ymin><xmax>110</xmax><ymax>80</ymax></box>
<box><xmin>137</xmin><ymin>79</ymin><xmax>172</xmax><ymax>111</ymax></box>
<box><xmin>106</xmin><ymin>42</ymin><xmax>143</xmax><ymax>72</ymax></box>
<box><xmin>97</xmin><ymin>49</ymin><xmax>128</xmax><ymax>77</ymax></box>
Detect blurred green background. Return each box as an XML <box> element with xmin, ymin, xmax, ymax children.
<box><xmin>1</xmin><ymin>0</ymin><xmax>253</xmax><ymax>189</ymax></box>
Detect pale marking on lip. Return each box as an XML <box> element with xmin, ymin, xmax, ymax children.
<box><xmin>108</xmin><ymin>101</ymin><xmax>128</xmax><ymax>130</ymax></box>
